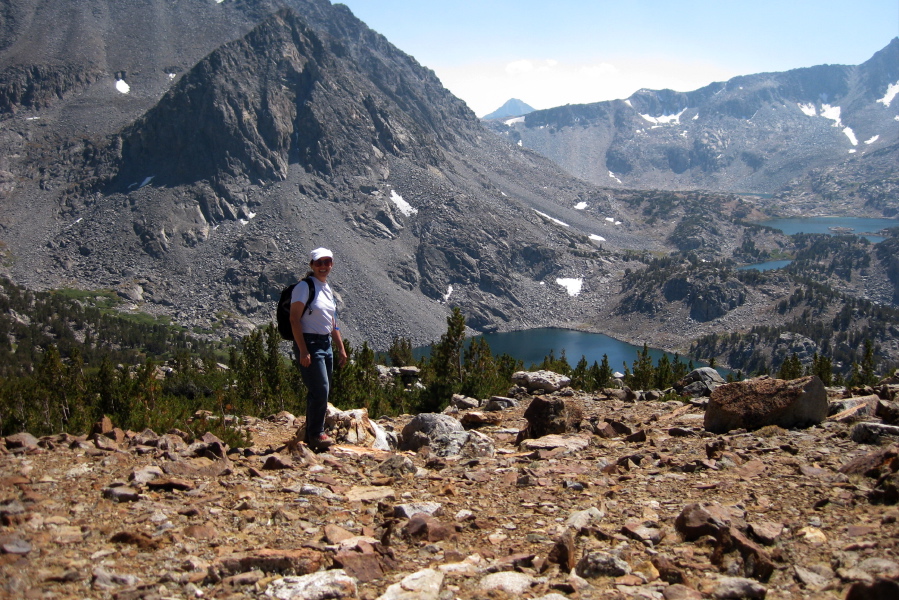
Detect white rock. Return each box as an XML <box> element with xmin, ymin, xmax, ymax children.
<box><xmin>478</xmin><ymin>571</ymin><xmax>535</xmax><ymax>595</ymax></box>
<box><xmin>377</xmin><ymin>568</ymin><xmax>444</xmax><ymax>600</ymax></box>
<box><xmin>266</xmin><ymin>570</ymin><xmax>357</xmax><ymax>600</ymax></box>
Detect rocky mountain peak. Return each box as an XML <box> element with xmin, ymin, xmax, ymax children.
<box><xmin>482</xmin><ymin>98</ymin><xmax>536</xmax><ymax>121</ymax></box>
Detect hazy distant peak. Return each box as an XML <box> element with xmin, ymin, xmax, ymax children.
<box><xmin>482</xmin><ymin>98</ymin><xmax>535</xmax><ymax>120</ymax></box>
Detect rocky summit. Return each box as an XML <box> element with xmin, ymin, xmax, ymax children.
<box><xmin>2</xmin><ymin>371</ymin><xmax>899</xmax><ymax>599</ymax></box>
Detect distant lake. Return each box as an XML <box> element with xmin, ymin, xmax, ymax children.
<box><xmin>737</xmin><ymin>259</ymin><xmax>792</xmax><ymax>272</ymax></box>
<box><xmin>758</xmin><ymin>217</ymin><xmax>898</xmax><ymax>243</ymax></box>
<box><xmin>412</xmin><ymin>327</ymin><xmax>715</xmax><ymax>376</ymax></box>
<box><xmin>473</xmin><ymin>328</ymin><xmax>700</xmax><ymax>372</ymax></box>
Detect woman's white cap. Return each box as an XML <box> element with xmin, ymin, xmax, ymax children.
<box><xmin>310</xmin><ymin>247</ymin><xmax>333</xmax><ymax>261</ymax></box>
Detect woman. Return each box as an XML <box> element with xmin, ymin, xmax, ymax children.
<box><xmin>289</xmin><ymin>247</ymin><xmax>348</xmax><ymax>451</ymax></box>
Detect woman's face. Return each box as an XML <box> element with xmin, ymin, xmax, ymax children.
<box><xmin>311</xmin><ymin>257</ymin><xmax>333</xmax><ymax>279</ymax></box>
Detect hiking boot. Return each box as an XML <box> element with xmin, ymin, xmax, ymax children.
<box><xmin>307</xmin><ymin>433</ymin><xmax>334</xmax><ymax>452</ymax></box>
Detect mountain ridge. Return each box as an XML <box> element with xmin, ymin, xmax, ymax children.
<box><xmin>489</xmin><ymin>38</ymin><xmax>899</xmax><ymax>213</ymax></box>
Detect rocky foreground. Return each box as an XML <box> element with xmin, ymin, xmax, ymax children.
<box><xmin>1</xmin><ymin>371</ymin><xmax>898</xmax><ymax>600</ymax></box>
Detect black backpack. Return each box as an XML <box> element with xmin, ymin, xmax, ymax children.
<box><xmin>276</xmin><ymin>277</ymin><xmax>315</xmax><ymax>341</ymax></box>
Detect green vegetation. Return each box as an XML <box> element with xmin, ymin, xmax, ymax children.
<box><xmin>0</xmin><ymin>279</ymin><xmax>530</xmax><ymax>438</ymax></box>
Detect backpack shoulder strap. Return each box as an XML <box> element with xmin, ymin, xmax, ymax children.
<box><xmin>303</xmin><ymin>276</ymin><xmax>316</xmax><ymax>315</ymax></box>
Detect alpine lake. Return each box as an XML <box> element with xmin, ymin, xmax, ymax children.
<box><xmin>739</xmin><ymin>216</ymin><xmax>898</xmax><ymax>271</ymax></box>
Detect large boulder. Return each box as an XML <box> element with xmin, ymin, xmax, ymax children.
<box><xmin>511</xmin><ymin>370</ymin><xmax>571</xmax><ymax>393</ymax></box>
<box><xmin>675</xmin><ymin>367</ymin><xmax>725</xmax><ymax>398</ymax></box>
<box><xmin>399</xmin><ymin>414</ymin><xmax>494</xmax><ymax>458</ymax></box>
<box><xmin>520</xmin><ymin>396</ymin><xmax>583</xmax><ymax>440</ymax></box>
<box><xmin>704</xmin><ymin>376</ymin><xmax>827</xmax><ymax>434</ymax></box>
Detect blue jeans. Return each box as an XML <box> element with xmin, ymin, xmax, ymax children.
<box><xmin>296</xmin><ymin>334</ymin><xmax>333</xmax><ymax>441</ymax></box>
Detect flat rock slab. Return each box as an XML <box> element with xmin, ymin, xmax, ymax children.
<box><xmin>519</xmin><ymin>434</ymin><xmax>590</xmax><ymax>453</ymax></box>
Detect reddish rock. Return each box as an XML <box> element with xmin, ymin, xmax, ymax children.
<box><xmin>547</xmin><ymin>530</ymin><xmax>576</xmax><ymax>572</ymax></box>
<box><xmin>183</xmin><ymin>524</ymin><xmax>219</xmax><ymax>540</ymax></box>
<box><xmin>262</xmin><ymin>454</ymin><xmax>294</xmax><ymax>470</ymax></box>
<box><xmin>110</xmin><ymin>531</ymin><xmax>158</xmax><ymax>549</ymax></box>
<box><xmin>674</xmin><ymin>503</ymin><xmax>732</xmax><ymax>540</ymax></box>
<box><xmin>844</xmin><ymin>578</ymin><xmax>899</xmax><ymax>600</ymax></box>
<box><xmin>5</xmin><ymin>432</ymin><xmax>40</xmax><ymax>449</ymax></box>
<box><xmin>91</xmin><ymin>416</ymin><xmax>114</xmax><ymax>436</ymax></box>
<box><xmin>839</xmin><ymin>445</ymin><xmax>899</xmax><ymax>478</ymax></box>
<box><xmin>324</xmin><ymin>524</ymin><xmax>355</xmax><ymax>544</ymax></box>
<box><xmin>712</xmin><ymin>527</ymin><xmax>775</xmax><ymax>582</ymax></box>
<box><xmin>748</xmin><ymin>520</ymin><xmax>783</xmax><ymax>545</ymax></box>
<box><xmin>705</xmin><ymin>376</ymin><xmax>828</xmax><ymax>433</ymax></box>
<box><xmin>402</xmin><ymin>513</ymin><xmax>454</xmax><ymax>542</ymax></box>
<box><xmin>652</xmin><ymin>554</ymin><xmax>687</xmax><ymax>584</ymax></box>
<box><xmin>333</xmin><ymin>550</ymin><xmax>384</xmax><ymax>582</ymax></box>
<box><xmin>217</xmin><ymin>548</ymin><xmax>325</xmax><ymax>575</ymax></box>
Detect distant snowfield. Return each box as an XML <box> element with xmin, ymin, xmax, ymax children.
<box><xmin>878</xmin><ymin>81</ymin><xmax>899</xmax><ymax>108</ymax></box>
<box><xmin>390</xmin><ymin>190</ymin><xmax>417</xmax><ymax>216</ymax></box>
<box><xmin>504</xmin><ymin>116</ymin><xmax>525</xmax><ymax>125</ymax></box>
<box><xmin>589</xmin><ymin>234</ymin><xmax>606</xmax><ymax>242</ymax></box>
<box><xmin>556</xmin><ymin>278</ymin><xmax>583</xmax><ymax>296</ymax></box>
<box><xmin>534</xmin><ymin>209</ymin><xmax>569</xmax><ymax>228</ymax></box>
<box><xmin>820</xmin><ymin>104</ymin><xmax>842</xmax><ymax>126</ymax></box>
<box><xmin>115</xmin><ymin>79</ymin><xmax>130</xmax><ymax>94</ymax></box>
<box><xmin>574</xmin><ymin>202</ymin><xmax>588</xmax><ymax>210</ymax></box>
<box><xmin>798</xmin><ymin>102</ymin><xmax>864</xmax><ymax>148</ymax></box>
<box><xmin>639</xmin><ymin>108</ymin><xmax>686</xmax><ymax>126</ymax></box>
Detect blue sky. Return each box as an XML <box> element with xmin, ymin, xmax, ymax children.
<box><xmin>337</xmin><ymin>0</ymin><xmax>899</xmax><ymax>116</ymax></box>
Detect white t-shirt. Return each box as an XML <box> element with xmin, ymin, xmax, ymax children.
<box><xmin>291</xmin><ymin>277</ymin><xmax>337</xmax><ymax>335</ymax></box>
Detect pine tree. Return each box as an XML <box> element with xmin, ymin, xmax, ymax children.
<box><xmin>571</xmin><ymin>356</ymin><xmax>589</xmax><ymax>391</ymax></box>
<box><xmin>861</xmin><ymin>339</ymin><xmax>877</xmax><ymax>386</ymax></box>
<box><xmin>590</xmin><ymin>354</ymin><xmax>613</xmax><ymax>390</ymax></box>
<box><xmin>654</xmin><ymin>354</ymin><xmax>674</xmax><ymax>389</ymax></box>
<box><xmin>777</xmin><ymin>353</ymin><xmax>803</xmax><ymax>380</ymax></box>
<box><xmin>630</xmin><ymin>343</ymin><xmax>654</xmax><ymax>390</ymax></box>
<box><xmin>461</xmin><ymin>337</ymin><xmax>506</xmax><ymax>400</ymax></box>
<box><xmin>420</xmin><ymin>307</ymin><xmax>466</xmax><ymax>412</ymax></box>
<box><xmin>388</xmin><ymin>336</ymin><xmax>414</xmax><ymax>367</ymax></box>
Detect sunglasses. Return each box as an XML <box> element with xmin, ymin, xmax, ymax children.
<box><xmin>313</xmin><ymin>258</ymin><xmax>333</xmax><ymax>266</ymax></box>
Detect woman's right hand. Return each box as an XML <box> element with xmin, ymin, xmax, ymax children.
<box><xmin>299</xmin><ymin>351</ymin><xmax>311</xmax><ymax>367</ymax></box>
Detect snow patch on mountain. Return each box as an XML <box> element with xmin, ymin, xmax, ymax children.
<box><xmin>877</xmin><ymin>81</ymin><xmax>899</xmax><ymax>107</ymax></box>
<box><xmin>390</xmin><ymin>190</ymin><xmax>417</xmax><ymax>216</ymax></box>
<box><xmin>639</xmin><ymin>108</ymin><xmax>687</xmax><ymax>126</ymax></box>
<box><xmin>534</xmin><ymin>210</ymin><xmax>569</xmax><ymax>227</ymax></box>
<box><xmin>556</xmin><ymin>278</ymin><xmax>583</xmax><ymax>296</ymax></box>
